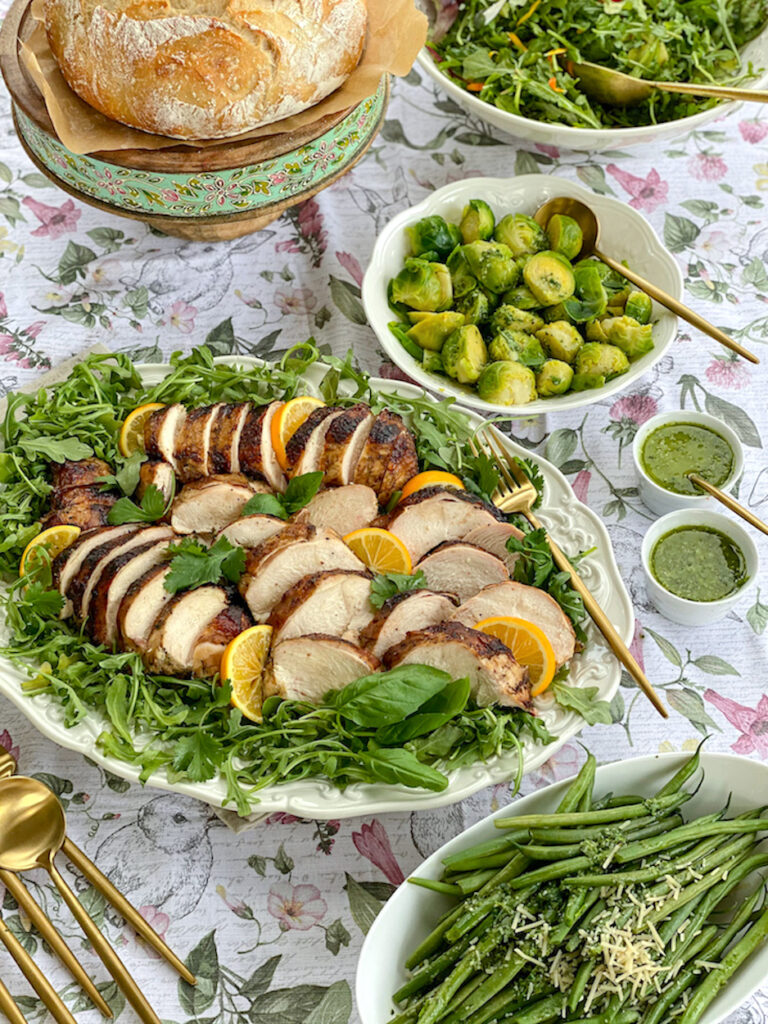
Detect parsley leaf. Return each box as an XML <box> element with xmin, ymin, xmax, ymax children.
<box><xmin>240</xmin><ymin>472</ymin><xmax>324</xmax><ymax>520</ymax></box>
<box><xmin>22</xmin><ymin>582</ymin><xmax>65</xmax><ymax>619</ymax></box>
<box><xmin>164</xmin><ymin>535</ymin><xmax>246</xmax><ymax>594</ymax></box>
<box><xmin>507</xmin><ymin>528</ymin><xmax>554</xmax><ymax>589</ymax></box>
<box><xmin>97</xmin><ymin>451</ymin><xmax>147</xmax><ymax>496</ymax></box>
<box><xmin>514</xmin><ymin>457</ymin><xmax>544</xmax><ymax>509</ymax></box>
<box><xmin>172</xmin><ymin>732</ymin><xmax>221</xmax><ymax>782</ymax></box>
<box><xmin>20</xmin><ymin>437</ymin><xmax>94</xmax><ymax>463</ymax></box>
<box><xmin>369</xmin><ymin>570</ymin><xmax>427</xmax><ymax>609</ymax></box>
<box><xmin>552</xmin><ymin>680</ymin><xmax>612</xmax><ymax>726</ymax></box>
<box><xmin>108</xmin><ymin>483</ymin><xmax>170</xmax><ymax>525</ymax></box>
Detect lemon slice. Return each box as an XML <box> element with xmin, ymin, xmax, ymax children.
<box><xmin>19</xmin><ymin>524</ymin><xmax>81</xmax><ymax>577</ymax></box>
<box><xmin>220</xmin><ymin>624</ymin><xmax>274</xmax><ymax>723</ymax></box>
<box><xmin>118</xmin><ymin>402</ymin><xmax>165</xmax><ymax>457</ymax></box>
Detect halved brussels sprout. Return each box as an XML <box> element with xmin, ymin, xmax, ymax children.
<box><xmin>406</xmin><ymin>216</ymin><xmax>462</xmax><ymax>260</ymax></box>
<box><xmin>523</xmin><ymin>251</ymin><xmax>576</xmax><ymax>306</ymax></box>
<box><xmin>535</xmin><ymin>320</ymin><xmax>584</xmax><ymax>363</ymax></box>
<box><xmin>390</xmin><ymin>259</ymin><xmax>453</xmax><ymax>311</ymax></box>
<box><xmin>406</xmin><ymin>311</ymin><xmax>465</xmax><ymax>351</ymax></box>
<box><xmin>585</xmin><ymin>319</ymin><xmax>609</xmax><ymax>342</ymax></box>
<box><xmin>494</xmin><ymin>214</ymin><xmax>548</xmax><ymax>257</ymax></box>
<box><xmin>601</xmin><ymin>316</ymin><xmax>654</xmax><ymax>360</ymax></box>
<box><xmin>571</xmin><ymin>372</ymin><xmax>607</xmax><ymax>391</ymax></box>
<box><xmin>542</xmin><ymin>302</ymin><xmax>578</xmax><ymax>325</ymax></box>
<box><xmin>489</xmin><ymin>329</ymin><xmax>546</xmax><ymax>368</ymax></box>
<box><xmin>462</xmin><ymin>241</ymin><xmax>519</xmax><ymax>294</ymax></box>
<box><xmin>574</xmin><ymin>258</ymin><xmax>629</xmax><ymax>301</ymax></box>
<box><xmin>562</xmin><ymin>264</ymin><xmax>608</xmax><ymax>323</ymax></box>
<box><xmin>502</xmin><ymin>284</ymin><xmax>540</xmax><ymax>310</ymax></box>
<box><xmin>447</xmin><ymin>247</ymin><xmax>478</xmax><ymax>299</ymax></box>
<box><xmin>575</xmin><ymin>342</ymin><xmax>630</xmax><ymax>380</ymax></box>
<box><xmin>625</xmin><ymin>291</ymin><xmax>653</xmax><ymax>324</ymax></box>
<box><xmin>477</xmin><ymin>360</ymin><xmax>537</xmax><ymax>405</ymax></box>
<box><xmin>388</xmin><ymin>321</ymin><xmax>423</xmax><ymax>361</ymax></box>
<box><xmin>455</xmin><ymin>287</ymin><xmax>495</xmax><ymax>326</ymax></box>
<box><xmin>422</xmin><ymin>350</ymin><xmax>444</xmax><ymax>374</ymax></box>
<box><xmin>537</xmin><ymin>359</ymin><xmax>574</xmax><ymax>396</ymax></box>
<box><xmin>441</xmin><ymin>325</ymin><xmax>488</xmax><ymax>384</ymax></box>
<box><xmin>490</xmin><ymin>304</ymin><xmax>545</xmax><ymax>335</ymax></box>
<box><xmin>460</xmin><ymin>200</ymin><xmax>496</xmax><ymax>243</ymax></box>
<box><xmin>546</xmin><ymin>214</ymin><xmax>583</xmax><ymax>261</ymax></box>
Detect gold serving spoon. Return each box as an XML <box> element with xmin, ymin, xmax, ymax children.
<box><xmin>534</xmin><ymin>198</ymin><xmax>760</xmax><ymax>365</ymax></box>
<box><xmin>688</xmin><ymin>473</ymin><xmax>768</xmax><ymax>536</ymax></box>
<box><xmin>560</xmin><ymin>57</ymin><xmax>768</xmax><ymax>107</ymax></box>
<box><xmin>0</xmin><ymin>776</ymin><xmax>162</xmax><ymax>1024</ymax></box>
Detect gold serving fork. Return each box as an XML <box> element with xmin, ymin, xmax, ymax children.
<box><xmin>472</xmin><ymin>427</ymin><xmax>668</xmax><ymax>719</ymax></box>
<box><xmin>0</xmin><ymin>748</ymin><xmax>195</xmax><ymax>1024</ymax></box>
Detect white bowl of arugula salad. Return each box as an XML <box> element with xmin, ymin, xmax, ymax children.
<box><xmin>0</xmin><ymin>346</ymin><xmax>633</xmax><ymax>819</ymax></box>
<box><xmin>416</xmin><ymin>0</ymin><xmax>768</xmax><ymax>150</ymax></box>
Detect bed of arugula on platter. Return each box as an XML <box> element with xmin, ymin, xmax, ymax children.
<box><xmin>0</xmin><ymin>344</ymin><xmax>611</xmax><ymax>812</ymax></box>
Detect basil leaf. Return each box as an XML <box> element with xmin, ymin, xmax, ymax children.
<box><xmin>375</xmin><ymin>677</ymin><xmax>472</xmax><ymax>744</ymax></box>
<box><xmin>329</xmin><ymin>665</ymin><xmax>453</xmax><ymax>726</ymax></box>
<box><xmin>363</xmin><ymin>745</ymin><xmax>449</xmax><ymax>792</ymax></box>
<box><xmin>552</xmin><ymin>680</ymin><xmax>612</xmax><ymax>725</ymax></box>
<box><xmin>20</xmin><ymin>437</ymin><xmax>94</xmax><ymax>463</ymax></box>
<box><xmin>282</xmin><ymin>472</ymin><xmax>324</xmax><ymax>515</ymax></box>
<box><xmin>240</xmin><ymin>493</ymin><xmax>289</xmax><ymax>519</ymax></box>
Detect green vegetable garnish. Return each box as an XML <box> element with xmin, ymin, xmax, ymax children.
<box><xmin>164</xmin><ymin>535</ymin><xmax>247</xmax><ymax>594</ymax></box>
<box><xmin>369</xmin><ymin>569</ymin><xmax>428</xmax><ymax>609</ymax></box>
<box><xmin>108</xmin><ymin>482</ymin><xmax>172</xmax><ymax>525</ymax></box>
<box><xmin>240</xmin><ymin>471</ymin><xmax>323</xmax><ymax>520</ymax></box>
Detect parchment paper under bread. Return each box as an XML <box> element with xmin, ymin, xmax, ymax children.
<box><xmin>21</xmin><ymin>0</ymin><xmax>427</xmax><ymax>155</ymax></box>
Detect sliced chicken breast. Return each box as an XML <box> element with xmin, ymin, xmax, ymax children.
<box><xmin>145</xmin><ymin>404</ymin><xmax>187</xmax><ymax>472</ymax></box>
<box><xmin>50</xmin><ymin>458</ymin><xmax>112</xmax><ymax>505</ymax></box>
<box><xmin>284</xmin><ymin>406</ymin><xmax>337</xmax><ymax>475</ymax></box>
<box><xmin>295</xmin><ymin>484</ymin><xmax>378</xmax><ymax>536</ymax></box>
<box><xmin>463</xmin><ymin>521</ymin><xmax>525</xmax><ymax>575</ymax></box>
<box><xmin>417</xmin><ymin>543</ymin><xmax>509</xmax><ymax>603</ymax></box>
<box><xmin>353</xmin><ymin>410</ymin><xmax>409</xmax><ymax>496</ymax></box>
<box><xmin>383</xmin><ymin>621</ymin><xmax>531</xmax><ymax>710</ymax></box>
<box><xmin>268</xmin><ymin>570</ymin><xmax>375</xmax><ymax>644</ymax></box>
<box><xmin>360</xmin><ymin>590</ymin><xmax>459</xmax><ymax>660</ymax></box>
<box><xmin>378</xmin><ymin>430</ymin><xmax>419</xmax><ymax>506</ymax></box>
<box><xmin>387</xmin><ymin>487</ymin><xmax>505</xmax><ymax>563</ymax></box>
<box><xmin>265</xmin><ymin>634</ymin><xmax>380</xmax><ymax>702</ymax></box>
<box><xmin>171</xmin><ymin>475</ymin><xmax>256</xmax><ymax>535</ymax></box>
<box><xmin>117</xmin><ymin>564</ymin><xmax>174</xmax><ymax>653</ymax></box>
<box><xmin>144</xmin><ymin>585</ymin><xmax>232</xmax><ymax>676</ymax></box>
<box><xmin>52</xmin><ymin>525</ymin><xmax>138</xmax><ymax>617</ymax></box>
<box><xmin>136</xmin><ymin>460</ymin><xmax>175</xmax><ymax>507</ymax></box>
<box><xmin>322</xmin><ymin>404</ymin><xmax>375</xmax><ymax>487</ymax></box>
<box><xmin>69</xmin><ymin>526</ymin><xmax>175</xmax><ymax>623</ymax></box>
<box><xmin>175</xmin><ymin>403</ymin><xmax>224</xmax><ymax>482</ymax></box>
<box><xmin>219</xmin><ymin>514</ymin><xmax>286</xmax><ymax>548</ymax></box>
<box><xmin>238</xmin><ymin>401</ymin><xmax>286</xmax><ymax>492</ymax></box>
<box><xmin>239</xmin><ymin>523</ymin><xmax>365</xmax><ymax>622</ymax></box>
<box><xmin>88</xmin><ymin>539</ymin><xmax>171</xmax><ymax>646</ymax></box>
<box><xmin>451</xmin><ymin>581</ymin><xmax>577</xmax><ymax>667</ymax></box>
<box><xmin>42</xmin><ymin>491</ymin><xmax>116</xmax><ymax>531</ymax></box>
<box><xmin>209</xmin><ymin>403</ymin><xmax>250</xmax><ymax>475</ymax></box>
<box><xmin>193</xmin><ymin>603</ymin><xmax>253</xmax><ymax>678</ymax></box>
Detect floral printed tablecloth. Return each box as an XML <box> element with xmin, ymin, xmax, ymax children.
<box><xmin>1</xmin><ymin>48</ymin><xmax>768</xmax><ymax>1024</ymax></box>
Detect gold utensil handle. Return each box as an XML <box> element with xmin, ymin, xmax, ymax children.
<box><xmin>688</xmin><ymin>473</ymin><xmax>768</xmax><ymax>535</ymax></box>
<box><xmin>0</xmin><ymin>918</ymin><xmax>78</xmax><ymax>1024</ymax></box>
<box><xmin>595</xmin><ymin>248</ymin><xmax>759</xmax><ymax>364</ymax></box>
<box><xmin>0</xmin><ymin>752</ymin><xmax>14</xmax><ymax>779</ymax></box>
<box><xmin>62</xmin><ymin>838</ymin><xmax>196</xmax><ymax>986</ymax></box>
<box><xmin>0</xmin><ymin>869</ymin><xmax>112</xmax><ymax>1019</ymax></box>
<box><xmin>654</xmin><ymin>81</ymin><xmax>768</xmax><ymax>103</ymax></box>
<box><xmin>0</xmin><ymin>975</ymin><xmax>27</xmax><ymax>1024</ymax></box>
<box><xmin>45</xmin><ymin>857</ymin><xmax>161</xmax><ymax>1024</ymax></box>
<box><xmin>529</xmin><ymin>512</ymin><xmax>668</xmax><ymax>719</ymax></box>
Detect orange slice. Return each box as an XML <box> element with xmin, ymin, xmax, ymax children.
<box><xmin>399</xmin><ymin>471</ymin><xmax>465</xmax><ymax>502</ymax></box>
<box><xmin>474</xmin><ymin>616</ymin><xmax>557</xmax><ymax>696</ymax></box>
<box><xmin>343</xmin><ymin>527</ymin><xmax>413</xmax><ymax>574</ymax></box>
<box><xmin>220</xmin><ymin>624</ymin><xmax>274</xmax><ymax>723</ymax></box>
<box><xmin>118</xmin><ymin>402</ymin><xmax>165</xmax><ymax>457</ymax></box>
<box><xmin>19</xmin><ymin>524</ymin><xmax>81</xmax><ymax>577</ymax></box>
<box><xmin>270</xmin><ymin>396</ymin><xmax>325</xmax><ymax>471</ymax></box>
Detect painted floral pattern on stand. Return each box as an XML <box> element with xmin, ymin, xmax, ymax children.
<box><xmin>0</xmin><ymin>61</ymin><xmax>767</xmax><ymax>1024</ymax></box>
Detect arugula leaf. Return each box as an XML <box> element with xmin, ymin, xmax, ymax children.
<box><xmin>108</xmin><ymin>483</ymin><xmax>169</xmax><ymax>525</ymax></box>
<box><xmin>507</xmin><ymin>527</ymin><xmax>554</xmax><ymax>588</ymax></box>
<box><xmin>369</xmin><ymin>570</ymin><xmax>427</xmax><ymax>609</ymax></box>
<box><xmin>375</xmin><ymin>677</ymin><xmax>471</xmax><ymax>744</ymax></box>
<box><xmin>19</xmin><ymin>437</ymin><xmax>94</xmax><ymax>463</ymax></box>
<box><xmin>363</xmin><ymin>746</ymin><xmax>449</xmax><ymax>792</ymax></box>
<box><xmin>164</xmin><ymin>535</ymin><xmax>246</xmax><ymax>594</ymax></box>
<box><xmin>326</xmin><ymin>665</ymin><xmax>453</xmax><ymax>726</ymax></box>
<box><xmin>552</xmin><ymin>680</ymin><xmax>612</xmax><ymax>726</ymax></box>
<box><xmin>239</xmin><ymin>472</ymin><xmax>323</xmax><ymax>520</ymax></box>
<box><xmin>548</xmin><ymin>569</ymin><xmax>587</xmax><ymax>640</ymax></box>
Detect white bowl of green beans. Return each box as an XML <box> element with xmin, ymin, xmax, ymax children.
<box><xmin>357</xmin><ymin>749</ymin><xmax>768</xmax><ymax>1024</ymax></box>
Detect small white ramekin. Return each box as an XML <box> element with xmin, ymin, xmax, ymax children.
<box><xmin>641</xmin><ymin>509</ymin><xmax>759</xmax><ymax>626</ymax></box>
<box><xmin>632</xmin><ymin>410</ymin><xmax>744</xmax><ymax>517</ymax></box>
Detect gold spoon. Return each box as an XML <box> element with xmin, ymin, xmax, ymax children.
<box><xmin>0</xmin><ymin>776</ymin><xmax>161</xmax><ymax>1024</ymax></box>
<box><xmin>688</xmin><ymin>473</ymin><xmax>768</xmax><ymax>536</ymax></box>
<box><xmin>534</xmin><ymin>198</ymin><xmax>760</xmax><ymax>365</ymax></box>
<box><xmin>560</xmin><ymin>57</ymin><xmax>768</xmax><ymax>107</ymax></box>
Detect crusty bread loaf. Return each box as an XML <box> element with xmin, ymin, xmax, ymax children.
<box><xmin>43</xmin><ymin>0</ymin><xmax>368</xmax><ymax>140</ymax></box>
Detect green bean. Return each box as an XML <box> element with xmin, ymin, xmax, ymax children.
<box><xmin>614</xmin><ymin>815</ymin><xmax>766</xmax><ymax>864</ymax></box>
<box><xmin>658</xmin><ymin>893</ymin><xmax>707</xmax><ymax>948</ymax></box>
<box><xmin>568</xmin><ymin>958</ymin><xmax>594</xmax><ymax>1013</ymax></box>
<box><xmin>450</xmin><ymin>952</ymin><xmax>525</xmax><ymax>1017</ymax></box>
<box><xmin>645</xmin><ymin>852</ymin><xmax>768</xmax><ymax>928</ymax></box>
<box><xmin>454</xmin><ymin>869</ymin><xmax>500</xmax><ymax>894</ymax></box>
<box><xmin>567</xmin><ymin>899</ymin><xmax>607</xmax><ymax>952</ymax></box>
<box><xmin>561</xmin><ymin>755</ymin><xmax>597</xmax><ymax>813</ymax></box>
<box><xmin>456</xmin><ymin>986</ymin><xmax>528</xmax><ymax>1024</ymax></box>
<box><xmin>405</xmin><ymin>904</ymin><xmax>465</xmax><ymax>969</ymax></box>
<box><xmin>566</xmin><ymin>1015</ymin><xmax>639</xmax><ymax>1024</ymax></box>
<box><xmin>679</xmin><ymin>905</ymin><xmax>768</xmax><ymax>1024</ymax></box>
<box><xmin>508</xmin><ymin>855</ymin><xmax>592</xmax><ymax>888</ymax></box>
<box><xmin>409</xmin><ymin>877</ymin><xmax>462</xmax><ymax>896</ymax></box>
<box><xmin>655</xmin><ymin>745</ymin><xmax>703</xmax><ymax>798</ymax></box>
<box><xmin>442</xmin><ymin>832</ymin><xmax>530</xmax><ymax>871</ymax></box>
<box><xmin>395</xmin><ymin>925</ymin><xmax>485</xmax><ymax>1002</ymax></box>
<box><xmin>507</xmin><ymin>993</ymin><xmax>565</xmax><ymax>1023</ymax></box>
<box><xmin>476</xmin><ymin>853</ymin><xmax>532</xmax><ymax>898</ymax></box>
<box><xmin>529</xmin><ymin>807</ymin><xmax>687</xmax><ymax>845</ymax></box>
<box><xmin>515</xmin><ymin>842</ymin><xmax>583</xmax><ymax>860</ymax></box>
<box><xmin>495</xmin><ymin>792</ymin><xmax>686</xmax><ymax>830</ymax></box>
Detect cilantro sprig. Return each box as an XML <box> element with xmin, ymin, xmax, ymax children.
<box><xmin>164</xmin><ymin>536</ymin><xmax>246</xmax><ymax>594</ymax></box>
<box><xmin>240</xmin><ymin>472</ymin><xmax>323</xmax><ymax>520</ymax></box>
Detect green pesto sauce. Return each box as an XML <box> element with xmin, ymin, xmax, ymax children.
<box><xmin>641</xmin><ymin>422</ymin><xmax>733</xmax><ymax>496</ymax></box>
<box><xmin>651</xmin><ymin>526</ymin><xmax>747</xmax><ymax>602</ymax></box>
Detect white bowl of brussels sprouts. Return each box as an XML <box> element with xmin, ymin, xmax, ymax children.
<box><xmin>362</xmin><ymin>174</ymin><xmax>683</xmax><ymax>417</ymax></box>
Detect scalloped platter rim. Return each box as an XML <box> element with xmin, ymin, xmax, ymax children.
<box><xmin>0</xmin><ymin>357</ymin><xmax>634</xmax><ymax>820</ymax></box>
